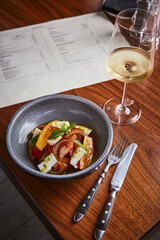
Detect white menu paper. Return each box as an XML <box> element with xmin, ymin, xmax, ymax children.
<box><xmin>0</xmin><ymin>12</ymin><xmax>113</xmax><ymax>108</ymax></box>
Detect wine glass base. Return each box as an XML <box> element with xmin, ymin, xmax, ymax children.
<box><xmin>103</xmin><ymin>97</ymin><xmax>141</xmax><ymax>125</ymax></box>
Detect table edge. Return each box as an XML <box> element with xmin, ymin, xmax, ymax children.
<box><xmin>0</xmin><ymin>158</ymin><xmax>64</xmax><ymax>240</ymax></box>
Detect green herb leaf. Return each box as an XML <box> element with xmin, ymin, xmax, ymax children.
<box><xmin>74</xmin><ymin>139</ymin><xmax>86</xmax><ymax>152</ymax></box>
<box><xmin>66</xmin><ymin>122</ymin><xmax>77</xmax><ymax>134</ymax></box>
<box><xmin>61</xmin><ymin>126</ymin><xmax>67</xmax><ymax>131</ymax></box>
<box><xmin>48</xmin><ymin>128</ymin><xmax>65</xmax><ymax>139</ymax></box>
<box><xmin>70</xmin><ymin>122</ymin><xmax>77</xmax><ymax>127</ymax></box>
<box><xmin>48</xmin><ymin>122</ymin><xmax>77</xmax><ymax>140</ymax></box>
<box><xmin>30</xmin><ymin>135</ymin><xmax>39</xmax><ymax>147</ymax></box>
<box><xmin>40</xmin><ymin>152</ymin><xmax>47</xmax><ymax>161</ymax></box>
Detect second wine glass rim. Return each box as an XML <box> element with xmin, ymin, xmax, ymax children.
<box><xmin>117</xmin><ymin>8</ymin><xmax>157</xmax><ymax>32</ymax></box>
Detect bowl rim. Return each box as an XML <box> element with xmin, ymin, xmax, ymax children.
<box><xmin>6</xmin><ymin>94</ymin><xmax>113</xmax><ymax>179</ymax></box>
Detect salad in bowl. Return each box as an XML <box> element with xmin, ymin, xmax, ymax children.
<box><xmin>28</xmin><ymin>120</ymin><xmax>93</xmax><ymax>174</ymax></box>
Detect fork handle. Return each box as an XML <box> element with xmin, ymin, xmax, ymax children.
<box><xmin>95</xmin><ymin>189</ymin><xmax>117</xmax><ymax>240</ymax></box>
<box><xmin>74</xmin><ymin>179</ymin><xmax>101</xmax><ymax>222</ymax></box>
<box><xmin>73</xmin><ymin>167</ymin><xmax>108</xmax><ymax>223</ymax></box>
<box><xmin>73</xmin><ymin>164</ymin><xmax>111</xmax><ymax>223</ymax></box>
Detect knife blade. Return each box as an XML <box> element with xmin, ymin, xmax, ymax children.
<box><xmin>95</xmin><ymin>143</ymin><xmax>137</xmax><ymax>240</ymax></box>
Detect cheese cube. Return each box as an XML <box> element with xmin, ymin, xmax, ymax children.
<box><xmin>75</xmin><ymin>125</ymin><xmax>92</xmax><ymax>136</ymax></box>
<box><xmin>70</xmin><ymin>147</ymin><xmax>86</xmax><ymax>169</ymax></box>
<box><xmin>38</xmin><ymin>153</ymin><xmax>57</xmax><ymax>173</ymax></box>
<box><xmin>52</xmin><ymin>121</ymin><xmax>70</xmax><ymax>129</ymax></box>
<box><xmin>47</xmin><ymin>136</ymin><xmax>62</xmax><ymax>145</ymax></box>
<box><xmin>33</xmin><ymin>128</ymin><xmax>41</xmax><ymax>137</ymax></box>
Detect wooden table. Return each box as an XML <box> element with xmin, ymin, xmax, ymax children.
<box><xmin>0</xmin><ymin>1</ymin><xmax>160</xmax><ymax>240</ymax></box>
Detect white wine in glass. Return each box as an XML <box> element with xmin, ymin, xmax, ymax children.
<box><xmin>106</xmin><ymin>47</ymin><xmax>153</xmax><ymax>83</ymax></box>
<box><xmin>103</xmin><ymin>9</ymin><xmax>157</xmax><ymax>125</ymax></box>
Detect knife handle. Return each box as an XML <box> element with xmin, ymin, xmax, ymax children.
<box><xmin>95</xmin><ymin>189</ymin><xmax>117</xmax><ymax>240</ymax></box>
<box><xmin>74</xmin><ymin>179</ymin><xmax>102</xmax><ymax>222</ymax></box>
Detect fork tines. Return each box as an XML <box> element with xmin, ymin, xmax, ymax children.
<box><xmin>112</xmin><ymin>135</ymin><xmax>129</xmax><ymax>157</ymax></box>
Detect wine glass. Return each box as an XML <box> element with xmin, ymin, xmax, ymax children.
<box><xmin>149</xmin><ymin>0</ymin><xmax>160</xmax><ymax>49</ymax></box>
<box><xmin>103</xmin><ymin>8</ymin><xmax>157</xmax><ymax>125</ymax></box>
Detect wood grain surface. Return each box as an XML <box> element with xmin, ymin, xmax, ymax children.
<box><xmin>0</xmin><ymin>1</ymin><xmax>160</xmax><ymax>240</ymax></box>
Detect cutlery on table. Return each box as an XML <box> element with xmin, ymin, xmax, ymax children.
<box><xmin>74</xmin><ymin>135</ymin><xmax>129</xmax><ymax>222</ymax></box>
<box><xmin>95</xmin><ymin>143</ymin><xmax>137</xmax><ymax>240</ymax></box>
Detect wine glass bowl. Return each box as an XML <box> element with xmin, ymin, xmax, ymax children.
<box><xmin>103</xmin><ymin>8</ymin><xmax>157</xmax><ymax>125</ymax></box>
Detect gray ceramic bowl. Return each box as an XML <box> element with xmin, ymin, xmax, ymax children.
<box><xmin>6</xmin><ymin>94</ymin><xmax>113</xmax><ymax>180</ymax></box>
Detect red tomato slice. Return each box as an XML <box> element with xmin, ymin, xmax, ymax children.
<box><xmin>38</xmin><ymin>125</ymin><xmax>46</xmax><ymax>130</ymax></box>
<box><xmin>45</xmin><ymin>144</ymin><xmax>54</xmax><ymax>156</ymax></box>
<box><xmin>32</xmin><ymin>148</ymin><xmax>45</xmax><ymax>160</ymax></box>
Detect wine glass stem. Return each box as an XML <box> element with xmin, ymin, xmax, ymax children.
<box><xmin>121</xmin><ymin>82</ymin><xmax>128</xmax><ymax>110</ymax></box>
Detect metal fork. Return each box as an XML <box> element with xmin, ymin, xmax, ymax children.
<box><xmin>73</xmin><ymin>135</ymin><xmax>129</xmax><ymax>222</ymax></box>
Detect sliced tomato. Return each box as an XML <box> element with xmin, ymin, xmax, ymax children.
<box><xmin>65</xmin><ymin>147</ymin><xmax>74</xmax><ymax>157</ymax></box>
<box><xmin>64</xmin><ymin>128</ymin><xmax>83</xmax><ymax>138</ymax></box>
<box><xmin>54</xmin><ymin>135</ymin><xmax>77</xmax><ymax>160</ymax></box>
<box><xmin>38</xmin><ymin>124</ymin><xmax>47</xmax><ymax>130</ymax></box>
<box><xmin>45</xmin><ymin>143</ymin><xmax>54</xmax><ymax>156</ymax></box>
<box><xmin>59</xmin><ymin>145</ymin><xmax>70</xmax><ymax>159</ymax></box>
<box><xmin>32</xmin><ymin>148</ymin><xmax>45</xmax><ymax>160</ymax></box>
<box><xmin>79</xmin><ymin>135</ymin><xmax>84</xmax><ymax>143</ymax></box>
<box><xmin>60</xmin><ymin>156</ymin><xmax>72</xmax><ymax>168</ymax></box>
<box><xmin>49</xmin><ymin>162</ymin><xmax>68</xmax><ymax>174</ymax></box>
<box><xmin>76</xmin><ymin>160</ymin><xmax>80</xmax><ymax>169</ymax></box>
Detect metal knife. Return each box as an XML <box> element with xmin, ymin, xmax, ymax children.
<box><xmin>95</xmin><ymin>143</ymin><xmax>137</xmax><ymax>240</ymax></box>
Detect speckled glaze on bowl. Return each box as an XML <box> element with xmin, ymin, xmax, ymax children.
<box><xmin>6</xmin><ymin>94</ymin><xmax>113</xmax><ymax>180</ymax></box>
